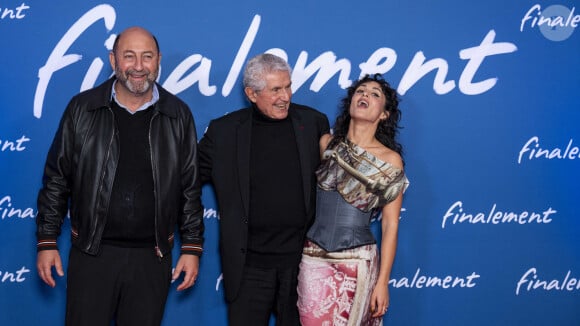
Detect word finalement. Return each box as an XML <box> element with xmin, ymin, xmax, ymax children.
<box><xmin>516</xmin><ymin>268</ymin><xmax>580</xmax><ymax>295</ymax></box>
<box><xmin>389</xmin><ymin>268</ymin><xmax>480</xmax><ymax>289</ymax></box>
<box><xmin>0</xmin><ymin>196</ymin><xmax>36</xmax><ymax>219</ymax></box>
<box><xmin>520</xmin><ymin>4</ymin><xmax>580</xmax><ymax>31</ymax></box>
<box><xmin>518</xmin><ymin>136</ymin><xmax>579</xmax><ymax>164</ymax></box>
<box><xmin>0</xmin><ymin>266</ymin><xmax>30</xmax><ymax>283</ymax></box>
<box><xmin>442</xmin><ymin>201</ymin><xmax>556</xmax><ymax>229</ymax></box>
<box><xmin>0</xmin><ymin>3</ymin><xmax>30</xmax><ymax>20</ymax></box>
<box><xmin>34</xmin><ymin>4</ymin><xmax>517</xmax><ymax>118</ymax></box>
<box><xmin>0</xmin><ymin>135</ymin><xmax>30</xmax><ymax>152</ymax></box>
<box><xmin>203</xmin><ymin>208</ymin><xmax>219</xmax><ymax>219</ymax></box>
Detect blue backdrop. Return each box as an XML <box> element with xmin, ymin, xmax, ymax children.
<box><xmin>1</xmin><ymin>1</ymin><xmax>579</xmax><ymax>325</ymax></box>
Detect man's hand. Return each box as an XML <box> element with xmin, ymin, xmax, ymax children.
<box><xmin>172</xmin><ymin>254</ymin><xmax>199</xmax><ymax>291</ymax></box>
<box><xmin>37</xmin><ymin>250</ymin><xmax>64</xmax><ymax>287</ymax></box>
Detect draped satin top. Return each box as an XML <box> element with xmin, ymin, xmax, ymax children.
<box><xmin>306</xmin><ymin>139</ymin><xmax>409</xmax><ymax>252</ymax></box>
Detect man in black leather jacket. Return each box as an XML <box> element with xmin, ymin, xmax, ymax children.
<box><xmin>35</xmin><ymin>26</ymin><xmax>204</xmax><ymax>326</ymax></box>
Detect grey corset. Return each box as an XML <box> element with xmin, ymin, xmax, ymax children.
<box><xmin>306</xmin><ymin>188</ymin><xmax>376</xmax><ymax>252</ymax></box>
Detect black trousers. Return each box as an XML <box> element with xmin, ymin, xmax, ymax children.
<box><xmin>65</xmin><ymin>245</ymin><xmax>172</xmax><ymax>326</ymax></box>
<box><xmin>228</xmin><ymin>264</ymin><xmax>301</xmax><ymax>326</ymax></box>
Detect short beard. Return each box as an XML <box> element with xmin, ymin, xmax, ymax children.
<box><xmin>115</xmin><ymin>66</ymin><xmax>156</xmax><ymax>95</ymax></box>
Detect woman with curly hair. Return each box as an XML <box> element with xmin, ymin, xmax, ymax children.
<box><xmin>297</xmin><ymin>74</ymin><xmax>409</xmax><ymax>325</ymax></box>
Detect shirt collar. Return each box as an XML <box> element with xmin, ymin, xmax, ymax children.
<box><xmin>111</xmin><ymin>80</ymin><xmax>159</xmax><ymax>114</ymax></box>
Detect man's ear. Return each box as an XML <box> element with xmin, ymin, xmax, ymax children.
<box><xmin>109</xmin><ymin>51</ymin><xmax>116</xmax><ymax>71</ymax></box>
<box><xmin>244</xmin><ymin>87</ymin><xmax>257</xmax><ymax>103</ymax></box>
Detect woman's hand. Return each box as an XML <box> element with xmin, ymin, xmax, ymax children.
<box><xmin>370</xmin><ymin>281</ymin><xmax>390</xmax><ymax>318</ymax></box>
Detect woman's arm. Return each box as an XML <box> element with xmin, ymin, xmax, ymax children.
<box><xmin>319</xmin><ymin>133</ymin><xmax>332</xmax><ymax>158</ymax></box>
<box><xmin>370</xmin><ymin>188</ymin><xmax>403</xmax><ymax>317</ymax></box>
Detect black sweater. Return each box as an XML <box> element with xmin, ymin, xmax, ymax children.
<box><xmin>102</xmin><ymin>102</ymin><xmax>156</xmax><ymax>247</ymax></box>
<box><xmin>246</xmin><ymin>107</ymin><xmax>307</xmax><ymax>268</ymax></box>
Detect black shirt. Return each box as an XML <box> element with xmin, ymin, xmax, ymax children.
<box><xmin>246</xmin><ymin>106</ymin><xmax>307</xmax><ymax>268</ymax></box>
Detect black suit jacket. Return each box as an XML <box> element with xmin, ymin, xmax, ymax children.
<box><xmin>198</xmin><ymin>103</ymin><xmax>330</xmax><ymax>302</ymax></box>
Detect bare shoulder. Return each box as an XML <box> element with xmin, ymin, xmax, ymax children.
<box><xmin>319</xmin><ymin>133</ymin><xmax>333</xmax><ymax>151</ymax></box>
<box><xmin>375</xmin><ymin>146</ymin><xmax>403</xmax><ymax>170</ymax></box>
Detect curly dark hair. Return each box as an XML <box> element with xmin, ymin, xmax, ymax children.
<box><xmin>330</xmin><ymin>74</ymin><xmax>403</xmax><ymax>158</ymax></box>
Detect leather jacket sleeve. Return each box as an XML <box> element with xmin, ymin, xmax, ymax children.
<box><xmin>176</xmin><ymin>108</ymin><xmax>205</xmax><ymax>256</ymax></box>
<box><xmin>36</xmin><ymin>98</ymin><xmax>77</xmax><ymax>251</ymax></box>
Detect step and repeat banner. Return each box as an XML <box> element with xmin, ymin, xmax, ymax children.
<box><xmin>1</xmin><ymin>1</ymin><xmax>578</xmax><ymax>325</ymax></box>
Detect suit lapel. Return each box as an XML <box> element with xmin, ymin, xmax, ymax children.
<box><xmin>236</xmin><ymin>110</ymin><xmax>252</xmax><ymax>215</ymax></box>
<box><xmin>290</xmin><ymin>108</ymin><xmax>312</xmax><ymax>212</ymax></box>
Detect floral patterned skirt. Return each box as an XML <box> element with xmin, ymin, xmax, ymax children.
<box><xmin>297</xmin><ymin>240</ymin><xmax>382</xmax><ymax>326</ymax></box>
